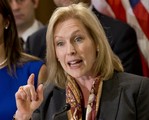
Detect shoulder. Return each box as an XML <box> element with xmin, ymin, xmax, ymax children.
<box><xmin>24</xmin><ymin>60</ymin><xmax>44</xmax><ymax>69</ymax></box>
<box><xmin>116</xmin><ymin>72</ymin><xmax>149</xmax><ymax>83</ymax></box>
<box><xmin>26</xmin><ymin>26</ymin><xmax>47</xmax><ymax>45</ymax></box>
<box><xmin>101</xmin><ymin>72</ymin><xmax>149</xmax><ymax>119</ymax></box>
<box><xmin>29</xmin><ymin>26</ymin><xmax>47</xmax><ymax>38</ymax></box>
<box><xmin>115</xmin><ymin>72</ymin><xmax>149</xmax><ymax>117</ymax></box>
<box><xmin>41</xmin><ymin>84</ymin><xmax>66</xmax><ymax>106</ymax></box>
<box><xmin>40</xmin><ymin>84</ymin><xmax>65</xmax><ymax>107</ymax></box>
<box><xmin>103</xmin><ymin>72</ymin><xmax>149</xmax><ymax>102</ymax></box>
<box><xmin>27</xmin><ymin>59</ymin><xmax>44</xmax><ymax>64</ymax></box>
<box><xmin>19</xmin><ymin>60</ymin><xmax>45</xmax><ymax>75</ymax></box>
<box><xmin>36</xmin><ymin>20</ymin><xmax>44</xmax><ymax>28</ymax></box>
<box><xmin>43</xmin><ymin>84</ymin><xmax>65</xmax><ymax>98</ymax></box>
<box><xmin>114</xmin><ymin>72</ymin><xmax>149</xmax><ymax>91</ymax></box>
<box><xmin>103</xmin><ymin>72</ymin><xmax>149</xmax><ymax>92</ymax></box>
<box><xmin>23</xmin><ymin>60</ymin><xmax>45</xmax><ymax>85</ymax></box>
<box><xmin>92</xmin><ymin>8</ymin><xmax>134</xmax><ymax>32</ymax></box>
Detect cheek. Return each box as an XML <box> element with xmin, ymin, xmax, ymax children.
<box><xmin>85</xmin><ymin>46</ymin><xmax>97</xmax><ymax>63</ymax></box>
<box><xmin>56</xmin><ymin>49</ymin><xmax>65</xmax><ymax>61</ymax></box>
<box><xmin>57</xmin><ymin>52</ymin><xmax>66</xmax><ymax>70</ymax></box>
<box><xmin>0</xmin><ymin>23</ymin><xmax>4</xmax><ymax>39</ymax></box>
<box><xmin>56</xmin><ymin>48</ymin><xmax>68</xmax><ymax>71</ymax></box>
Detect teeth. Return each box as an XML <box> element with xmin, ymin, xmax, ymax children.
<box><xmin>68</xmin><ymin>59</ymin><xmax>81</xmax><ymax>65</ymax></box>
<box><xmin>69</xmin><ymin>61</ymin><xmax>77</xmax><ymax>65</ymax></box>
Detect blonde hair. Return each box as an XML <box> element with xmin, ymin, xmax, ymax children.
<box><xmin>46</xmin><ymin>3</ymin><xmax>123</xmax><ymax>88</ymax></box>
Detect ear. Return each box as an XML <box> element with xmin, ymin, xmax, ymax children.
<box><xmin>32</xmin><ymin>0</ymin><xmax>39</xmax><ymax>8</ymax></box>
<box><xmin>97</xmin><ymin>48</ymin><xmax>99</xmax><ymax>52</ymax></box>
<box><xmin>96</xmin><ymin>46</ymin><xmax>99</xmax><ymax>52</ymax></box>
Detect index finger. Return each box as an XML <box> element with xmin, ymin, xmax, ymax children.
<box><xmin>27</xmin><ymin>74</ymin><xmax>35</xmax><ymax>85</ymax></box>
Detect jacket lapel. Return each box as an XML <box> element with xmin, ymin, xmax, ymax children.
<box><xmin>92</xmin><ymin>7</ymin><xmax>114</xmax><ymax>48</ymax></box>
<box><xmin>51</xmin><ymin>75</ymin><xmax>122</xmax><ymax>120</ymax></box>
<box><xmin>52</xmin><ymin>87</ymin><xmax>68</xmax><ymax>120</ymax></box>
<box><xmin>98</xmin><ymin>74</ymin><xmax>122</xmax><ymax>120</ymax></box>
<box><xmin>46</xmin><ymin>73</ymin><xmax>122</xmax><ymax>120</ymax></box>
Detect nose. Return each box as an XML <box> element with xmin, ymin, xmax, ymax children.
<box><xmin>67</xmin><ymin>43</ymin><xmax>76</xmax><ymax>56</ymax></box>
<box><xmin>9</xmin><ymin>1</ymin><xmax>20</xmax><ymax>11</ymax></box>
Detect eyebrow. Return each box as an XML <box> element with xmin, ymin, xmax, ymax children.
<box><xmin>54</xmin><ymin>29</ymin><xmax>81</xmax><ymax>39</ymax></box>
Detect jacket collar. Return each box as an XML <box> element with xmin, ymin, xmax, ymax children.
<box><xmin>51</xmin><ymin>73</ymin><xmax>122</xmax><ymax>120</ymax></box>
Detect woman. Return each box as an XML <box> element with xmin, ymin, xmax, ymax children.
<box><xmin>14</xmin><ymin>3</ymin><xmax>149</xmax><ymax>120</ymax></box>
<box><xmin>0</xmin><ymin>0</ymin><xmax>47</xmax><ymax>119</ymax></box>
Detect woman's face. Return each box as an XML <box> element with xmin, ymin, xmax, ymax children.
<box><xmin>54</xmin><ymin>18</ymin><xmax>97</xmax><ymax>79</ymax></box>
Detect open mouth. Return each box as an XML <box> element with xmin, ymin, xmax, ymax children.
<box><xmin>67</xmin><ymin>59</ymin><xmax>83</xmax><ymax>67</ymax></box>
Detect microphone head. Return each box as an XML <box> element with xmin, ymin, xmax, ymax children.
<box><xmin>63</xmin><ymin>103</ymin><xmax>71</xmax><ymax>111</ymax></box>
<box><xmin>52</xmin><ymin>103</ymin><xmax>71</xmax><ymax>120</ymax></box>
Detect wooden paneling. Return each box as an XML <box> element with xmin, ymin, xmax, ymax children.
<box><xmin>35</xmin><ymin>0</ymin><xmax>56</xmax><ymax>25</ymax></box>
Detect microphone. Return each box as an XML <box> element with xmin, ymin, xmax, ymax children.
<box><xmin>52</xmin><ymin>103</ymin><xmax>71</xmax><ymax>120</ymax></box>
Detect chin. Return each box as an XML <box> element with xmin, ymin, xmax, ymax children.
<box><xmin>69</xmin><ymin>72</ymin><xmax>83</xmax><ymax>79</ymax></box>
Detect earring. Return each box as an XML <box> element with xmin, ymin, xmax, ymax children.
<box><xmin>5</xmin><ymin>26</ymin><xmax>8</xmax><ymax>29</ymax></box>
<box><xmin>97</xmin><ymin>48</ymin><xmax>99</xmax><ymax>52</ymax></box>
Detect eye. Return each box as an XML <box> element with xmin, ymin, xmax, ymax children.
<box><xmin>56</xmin><ymin>41</ymin><xmax>64</xmax><ymax>47</ymax></box>
<box><xmin>74</xmin><ymin>36</ymin><xmax>83</xmax><ymax>43</ymax></box>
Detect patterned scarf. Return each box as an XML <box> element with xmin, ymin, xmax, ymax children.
<box><xmin>66</xmin><ymin>75</ymin><xmax>103</xmax><ymax>120</ymax></box>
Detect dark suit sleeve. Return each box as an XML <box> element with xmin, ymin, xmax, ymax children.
<box><xmin>92</xmin><ymin>8</ymin><xmax>143</xmax><ymax>76</ymax></box>
<box><xmin>112</xmin><ymin>25</ymin><xmax>143</xmax><ymax>76</ymax></box>
<box><xmin>32</xmin><ymin>110</ymin><xmax>40</xmax><ymax>120</ymax></box>
<box><xmin>137</xmin><ymin>77</ymin><xmax>149</xmax><ymax>119</ymax></box>
<box><xmin>25</xmin><ymin>27</ymin><xmax>47</xmax><ymax>60</ymax></box>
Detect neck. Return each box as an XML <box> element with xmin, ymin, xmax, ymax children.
<box><xmin>0</xmin><ymin>43</ymin><xmax>6</xmax><ymax>60</ymax></box>
<box><xmin>0</xmin><ymin>43</ymin><xmax>7</xmax><ymax>68</ymax></box>
<box><xmin>0</xmin><ymin>58</ymin><xmax>7</xmax><ymax>66</ymax></box>
<box><xmin>75</xmin><ymin>76</ymin><xmax>96</xmax><ymax>107</ymax></box>
<box><xmin>76</xmin><ymin>75</ymin><xmax>96</xmax><ymax>89</ymax></box>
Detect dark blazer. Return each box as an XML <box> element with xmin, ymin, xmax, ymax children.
<box><xmin>32</xmin><ymin>72</ymin><xmax>149</xmax><ymax>120</ymax></box>
<box><xmin>25</xmin><ymin>7</ymin><xmax>142</xmax><ymax>75</ymax></box>
<box><xmin>25</xmin><ymin>27</ymin><xmax>47</xmax><ymax>60</ymax></box>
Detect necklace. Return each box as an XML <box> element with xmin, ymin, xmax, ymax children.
<box><xmin>0</xmin><ymin>58</ymin><xmax>8</xmax><ymax>68</ymax></box>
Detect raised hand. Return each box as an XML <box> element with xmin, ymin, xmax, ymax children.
<box><xmin>14</xmin><ymin>74</ymin><xmax>44</xmax><ymax>120</ymax></box>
